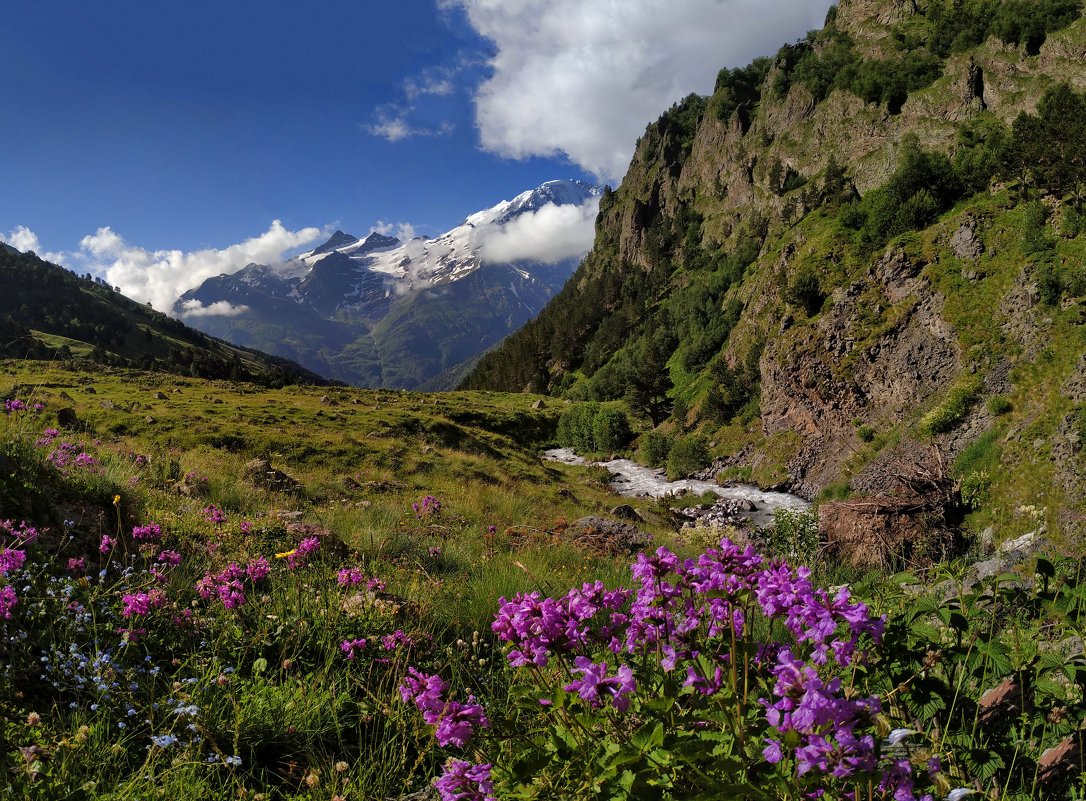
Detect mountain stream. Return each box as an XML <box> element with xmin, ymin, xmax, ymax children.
<box><xmin>543</xmin><ymin>448</ymin><xmax>810</xmax><ymax>527</ymax></box>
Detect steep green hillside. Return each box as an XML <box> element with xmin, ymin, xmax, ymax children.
<box><xmin>464</xmin><ymin>0</ymin><xmax>1086</xmax><ymax>543</ymax></box>
<box><xmin>0</xmin><ymin>247</ymin><xmax>333</xmax><ymax>387</ymax></box>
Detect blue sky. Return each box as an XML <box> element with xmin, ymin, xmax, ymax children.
<box><xmin>1</xmin><ymin>0</ymin><xmax>830</xmax><ymax>311</ymax></box>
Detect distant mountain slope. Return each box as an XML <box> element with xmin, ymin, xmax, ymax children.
<box><xmin>0</xmin><ymin>246</ymin><xmax>334</xmax><ymax>387</ymax></box>
<box><xmin>461</xmin><ymin>0</ymin><xmax>1086</xmax><ymax>540</ymax></box>
<box><xmin>178</xmin><ymin>180</ymin><xmax>602</xmax><ymax>389</ymax></box>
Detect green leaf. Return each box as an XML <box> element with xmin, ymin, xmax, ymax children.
<box><xmin>965</xmin><ymin>747</ymin><xmax>1005</xmax><ymax>781</ymax></box>
<box><xmin>252</xmin><ymin>657</ymin><xmax>267</xmax><ymax>674</ymax></box>
<box><xmin>632</xmin><ymin>721</ymin><xmax>665</xmax><ymax>751</ymax></box>
<box><xmin>949</xmin><ymin>611</ymin><xmax>969</xmax><ymax>633</ymax></box>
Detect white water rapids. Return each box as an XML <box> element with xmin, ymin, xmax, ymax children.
<box><xmin>543</xmin><ymin>448</ymin><xmax>810</xmax><ymax>527</ymax></box>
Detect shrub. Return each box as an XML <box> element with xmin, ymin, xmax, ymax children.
<box><xmin>856</xmin><ymin>424</ymin><xmax>877</xmax><ymax>442</ymax></box>
<box><xmin>556</xmin><ymin>403</ymin><xmax>600</xmax><ymax>451</ymax></box>
<box><xmin>784</xmin><ymin>264</ymin><xmax>826</xmax><ymax>316</ymax></box>
<box><xmin>591</xmin><ymin>408</ymin><xmax>632</xmax><ymax>452</ymax></box>
<box><xmin>986</xmin><ymin>395</ymin><xmax>1012</xmax><ymax>415</ymax></box>
<box><xmin>666</xmin><ymin>435</ymin><xmax>710</xmax><ymax>479</ymax></box>
<box><xmin>761</xmin><ymin>508</ymin><xmax>821</xmax><ymax>564</ymax></box>
<box><xmin>920</xmin><ymin>379</ymin><xmax>982</xmax><ymax>435</ymax></box>
<box><xmin>637</xmin><ymin>431</ymin><xmax>673</xmax><ymax>468</ymax></box>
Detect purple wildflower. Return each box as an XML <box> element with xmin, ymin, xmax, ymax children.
<box><xmin>203</xmin><ymin>504</ymin><xmax>226</xmax><ymax>525</ymax></box>
<box><xmin>340</xmin><ymin>638</ymin><xmax>367</xmax><ymax>660</ymax></box>
<box><xmin>157</xmin><ymin>550</ymin><xmax>182</xmax><ymax>567</ymax></box>
<box><xmin>433</xmin><ymin>759</ymin><xmax>496</xmax><ymax>801</ymax></box>
<box><xmin>412</xmin><ymin>495</ymin><xmax>441</xmax><ymax>519</ymax></box>
<box><xmin>99</xmin><ymin>535</ymin><xmax>115</xmax><ymax>554</ymax></box>
<box><xmin>0</xmin><ymin>585</ymin><xmax>17</xmax><ymax>619</ymax></box>
<box><xmin>132</xmin><ymin>522</ymin><xmax>162</xmax><ymax>541</ymax></box>
<box><xmin>245</xmin><ymin>556</ymin><xmax>269</xmax><ymax>582</ymax></box>
<box><xmin>121</xmin><ymin>590</ymin><xmax>166</xmax><ymax>618</ymax></box>
<box><xmin>337</xmin><ymin>567</ymin><xmax>364</xmax><ymax>587</ymax></box>
<box><xmin>0</xmin><ymin>548</ymin><xmax>26</xmax><ymax>576</ymax></box>
<box><xmin>564</xmin><ymin>656</ymin><xmax>636</xmax><ymax>712</ymax></box>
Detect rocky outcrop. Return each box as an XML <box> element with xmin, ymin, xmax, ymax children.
<box><xmin>761</xmin><ymin>249</ymin><xmax>961</xmax><ymax>496</ymax></box>
<box><xmin>244</xmin><ymin>459</ymin><xmax>304</xmax><ymax>495</ymax></box>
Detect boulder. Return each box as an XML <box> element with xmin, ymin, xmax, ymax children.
<box><xmin>244</xmin><ymin>459</ymin><xmax>304</xmax><ymax>495</ymax></box>
<box><xmin>56</xmin><ymin>407</ymin><xmax>79</xmax><ymax>428</ymax></box>
<box><xmin>562</xmin><ymin>516</ymin><xmax>652</xmax><ymax>556</ymax></box>
<box><xmin>950</xmin><ymin>218</ymin><xmax>983</xmax><ymax>260</ymax></box>
<box><xmin>608</xmin><ymin>504</ymin><xmax>642</xmax><ymax>521</ymax></box>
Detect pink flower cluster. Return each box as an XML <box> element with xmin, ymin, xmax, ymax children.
<box><xmin>203</xmin><ymin>504</ymin><xmax>226</xmax><ymax>525</ymax></box>
<box><xmin>489</xmin><ymin>539</ymin><xmax>888</xmax><ymax>783</ymax></box>
<box><xmin>336</xmin><ymin>567</ymin><xmax>364</xmax><ymax>587</ymax></box>
<box><xmin>284</xmin><ymin>536</ymin><xmax>320</xmax><ymax>569</ymax></box>
<box><xmin>0</xmin><ymin>548</ymin><xmax>26</xmax><ymax>576</ymax></box>
<box><xmin>412</xmin><ymin>495</ymin><xmax>441</xmax><ymax>519</ymax></box>
<box><xmin>1</xmin><ymin>520</ymin><xmax>38</xmax><ymax>544</ymax></box>
<box><xmin>196</xmin><ymin>558</ymin><xmax>269</xmax><ymax>609</ymax></box>
<box><xmin>399</xmin><ymin>667</ymin><xmax>490</xmax><ymax>748</ymax></box>
<box><xmin>433</xmin><ymin>759</ymin><xmax>495</xmax><ymax>801</ymax></box>
<box><xmin>132</xmin><ymin>522</ymin><xmax>162</xmax><ymax>541</ymax></box>
<box><xmin>0</xmin><ymin>585</ymin><xmax>17</xmax><ymax>619</ymax></box>
<box><xmin>121</xmin><ymin>589</ymin><xmax>167</xmax><ymax>618</ymax></box>
<box><xmin>340</xmin><ymin>638</ymin><xmax>367</xmax><ymax>660</ymax></box>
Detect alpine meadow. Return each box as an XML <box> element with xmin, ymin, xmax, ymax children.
<box><xmin>2</xmin><ymin>1</ymin><xmax>1086</xmax><ymax>800</ymax></box>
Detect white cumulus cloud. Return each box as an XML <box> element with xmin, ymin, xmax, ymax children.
<box><xmin>446</xmin><ymin>0</ymin><xmax>832</xmax><ymax>182</ymax></box>
<box><xmin>6</xmin><ymin>221</ymin><xmax>324</xmax><ymax>313</ymax></box>
<box><xmin>477</xmin><ymin>197</ymin><xmax>599</xmax><ymax>265</ymax></box>
<box><xmin>81</xmin><ymin>220</ymin><xmax>324</xmax><ymax>312</ymax></box>
<box><xmin>1</xmin><ymin>225</ymin><xmax>66</xmax><ymax>264</ymax></box>
<box><xmin>177</xmin><ymin>300</ymin><xmax>252</xmax><ymax>318</ymax></box>
<box><xmin>371</xmin><ymin>220</ymin><xmax>419</xmax><ymax>241</ymax></box>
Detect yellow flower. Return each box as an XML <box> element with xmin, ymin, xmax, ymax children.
<box><xmin>113</xmin><ymin>495</ymin><xmax>121</xmax><ymax>506</ymax></box>
<box><xmin>274</xmin><ymin>549</ymin><xmax>296</xmax><ymax>559</ymax></box>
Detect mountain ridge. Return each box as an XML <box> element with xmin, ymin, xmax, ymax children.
<box><xmin>178</xmin><ymin>179</ymin><xmax>602</xmax><ymax>388</ymax></box>
<box><xmin>462</xmin><ymin>0</ymin><xmax>1086</xmax><ymax>543</ymax></box>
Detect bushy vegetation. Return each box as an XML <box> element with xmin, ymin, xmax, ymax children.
<box><xmin>636</xmin><ymin>431</ymin><xmax>673</xmax><ymax>468</ymax></box>
<box><xmin>774</xmin><ymin>1</ymin><xmax>1082</xmax><ymax>111</ymax></box>
<box><xmin>920</xmin><ymin>378</ymin><xmax>983</xmax><ymax>436</ymax></box>
<box><xmin>665</xmin><ymin>435</ymin><xmax>710</xmax><ymax>480</ymax></box>
<box><xmin>556</xmin><ymin>404</ymin><xmax>633</xmax><ymax>453</ymax></box>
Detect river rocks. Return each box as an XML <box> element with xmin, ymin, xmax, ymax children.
<box><xmin>675</xmin><ymin>498</ymin><xmax>756</xmax><ymax>527</ymax></box>
<box><xmin>562</xmin><ymin>516</ymin><xmax>653</xmax><ymax>556</ymax></box>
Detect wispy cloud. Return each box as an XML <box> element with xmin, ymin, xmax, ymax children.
<box><xmin>370</xmin><ymin>220</ymin><xmax>418</xmax><ymax>241</ymax></box>
<box><xmin>177</xmin><ymin>299</ymin><xmax>251</xmax><ymax>318</ymax></box>
<box><xmin>445</xmin><ymin>0</ymin><xmax>832</xmax><ymax>183</ymax></box>
<box><xmin>366</xmin><ymin>105</ymin><xmax>455</xmax><ymax>142</ymax></box>
<box><xmin>404</xmin><ymin>66</ymin><xmax>457</xmax><ymax>100</ymax></box>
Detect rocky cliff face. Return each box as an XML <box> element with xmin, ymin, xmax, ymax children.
<box><xmin>467</xmin><ymin>1</ymin><xmax>1086</xmax><ymax>539</ymax></box>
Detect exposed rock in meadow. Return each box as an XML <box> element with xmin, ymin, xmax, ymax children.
<box><xmin>562</xmin><ymin>516</ymin><xmax>653</xmax><ymax>556</ymax></box>
<box><xmin>244</xmin><ymin>458</ymin><xmax>303</xmax><ymax>495</ymax></box>
<box><xmin>56</xmin><ymin>407</ymin><xmax>78</xmax><ymax>428</ymax></box>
